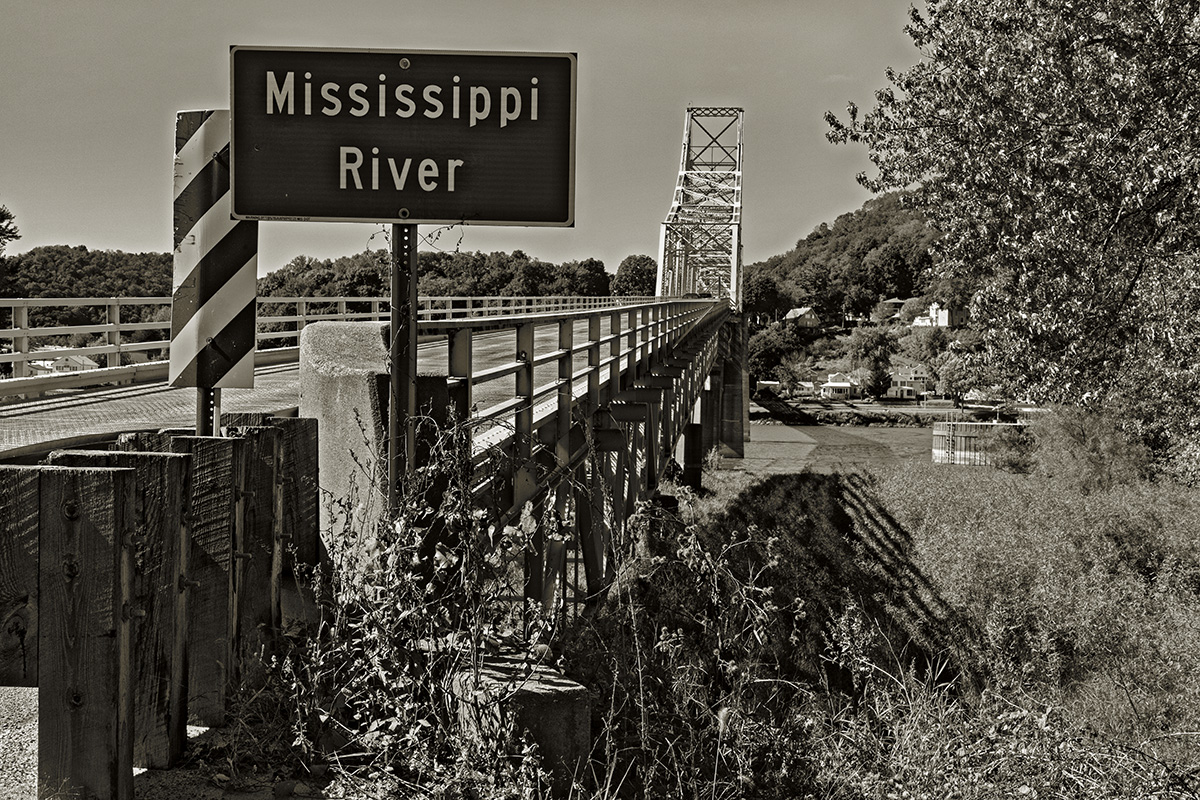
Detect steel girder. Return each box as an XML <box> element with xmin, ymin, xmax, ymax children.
<box><xmin>657</xmin><ymin>107</ymin><xmax>744</xmax><ymax>311</ymax></box>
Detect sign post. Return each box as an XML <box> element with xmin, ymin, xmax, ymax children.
<box><xmin>390</xmin><ymin>223</ymin><xmax>418</xmax><ymax>511</ymax></box>
<box><xmin>229</xmin><ymin>46</ymin><xmax>576</xmax><ymax>510</ymax></box>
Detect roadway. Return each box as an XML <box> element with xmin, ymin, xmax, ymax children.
<box><xmin>0</xmin><ymin>362</ymin><xmax>305</xmax><ymax>460</ymax></box>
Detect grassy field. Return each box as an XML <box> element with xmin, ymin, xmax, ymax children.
<box><xmin>565</xmin><ymin>453</ymin><xmax>1200</xmax><ymax>798</ymax></box>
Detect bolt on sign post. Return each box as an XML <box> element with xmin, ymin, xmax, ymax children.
<box><xmin>229</xmin><ymin>46</ymin><xmax>576</xmax><ymax>510</ymax></box>
<box><xmin>170</xmin><ymin>110</ymin><xmax>259</xmax><ymax>436</ymax></box>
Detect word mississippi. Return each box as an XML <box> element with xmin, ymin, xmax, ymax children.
<box><xmin>266</xmin><ymin>71</ymin><xmax>540</xmax><ymax>129</ymax></box>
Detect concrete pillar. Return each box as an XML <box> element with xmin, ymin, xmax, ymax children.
<box><xmin>701</xmin><ymin>368</ymin><xmax>720</xmax><ymax>457</ymax></box>
<box><xmin>682</xmin><ymin>422</ymin><xmax>704</xmax><ymax>489</ymax></box>
<box><xmin>299</xmin><ymin>322</ymin><xmax>390</xmax><ymax>541</ymax></box>
<box><xmin>719</xmin><ymin>317</ymin><xmax>747</xmax><ymax>458</ymax></box>
<box><xmin>298</xmin><ymin>321</ymin><xmax>461</xmax><ymax>545</ymax></box>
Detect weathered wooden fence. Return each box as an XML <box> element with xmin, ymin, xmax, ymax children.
<box><xmin>0</xmin><ymin>414</ymin><xmax>318</xmax><ymax>799</ymax></box>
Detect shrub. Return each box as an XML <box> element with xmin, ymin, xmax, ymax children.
<box><xmin>1029</xmin><ymin>405</ymin><xmax>1153</xmax><ymax>491</ymax></box>
<box><xmin>559</xmin><ymin>472</ymin><xmax>986</xmax><ymax>798</ymax></box>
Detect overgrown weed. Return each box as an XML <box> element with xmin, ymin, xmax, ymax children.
<box><xmin>268</xmin><ymin>415</ymin><xmax>557</xmax><ymax>798</ymax></box>
<box><xmin>215</xmin><ymin>403</ymin><xmax>1200</xmax><ymax>798</ymax></box>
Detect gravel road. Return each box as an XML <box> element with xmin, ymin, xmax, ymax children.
<box><xmin>0</xmin><ymin>687</ymin><xmax>37</xmax><ymax>800</ymax></box>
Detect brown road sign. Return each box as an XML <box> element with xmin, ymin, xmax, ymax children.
<box><xmin>230</xmin><ymin>46</ymin><xmax>576</xmax><ymax>226</ymax></box>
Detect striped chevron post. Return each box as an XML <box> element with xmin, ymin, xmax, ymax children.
<box><xmin>170</xmin><ymin>110</ymin><xmax>258</xmax><ymax>394</ymax></box>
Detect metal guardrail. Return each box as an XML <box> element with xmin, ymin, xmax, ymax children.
<box><xmin>0</xmin><ymin>295</ymin><xmax>658</xmax><ymax>398</ymax></box>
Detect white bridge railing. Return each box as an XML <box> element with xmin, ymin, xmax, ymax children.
<box><xmin>0</xmin><ymin>295</ymin><xmax>659</xmax><ymax>398</ymax></box>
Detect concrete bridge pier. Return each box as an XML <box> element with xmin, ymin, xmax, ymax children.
<box><xmin>719</xmin><ymin>315</ymin><xmax>749</xmax><ymax>458</ymax></box>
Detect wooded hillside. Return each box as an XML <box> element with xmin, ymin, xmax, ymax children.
<box><xmin>743</xmin><ymin>192</ymin><xmax>941</xmax><ymax>321</ymax></box>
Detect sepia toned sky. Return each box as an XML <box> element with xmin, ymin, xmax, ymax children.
<box><xmin>0</xmin><ymin>0</ymin><xmax>918</xmax><ymax>275</ymax></box>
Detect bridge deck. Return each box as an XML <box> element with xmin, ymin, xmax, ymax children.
<box><xmin>0</xmin><ymin>362</ymin><xmax>301</xmax><ymax>459</ymax></box>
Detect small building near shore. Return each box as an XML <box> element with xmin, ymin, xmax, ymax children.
<box><xmin>820</xmin><ymin>372</ymin><xmax>861</xmax><ymax>400</ymax></box>
<box><xmin>784</xmin><ymin>306</ymin><xmax>822</xmax><ymax>329</ymax></box>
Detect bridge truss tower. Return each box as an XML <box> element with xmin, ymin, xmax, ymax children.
<box><xmin>657</xmin><ymin>107</ymin><xmax>744</xmax><ymax>310</ymax></box>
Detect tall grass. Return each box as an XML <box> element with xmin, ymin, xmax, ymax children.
<box><xmin>558</xmin><ymin>462</ymin><xmax>1200</xmax><ymax>797</ymax></box>
<box><xmin>866</xmin><ymin>462</ymin><xmax>1200</xmax><ymax>766</ymax></box>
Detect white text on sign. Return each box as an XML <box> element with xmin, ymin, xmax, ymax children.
<box><xmin>266</xmin><ymin>72</ymin><xmax>540</xmax><ymax>128</ymax></box>
<box><xmin>339</xmin><ymin>149</ymin><xmax>464</xmax><ymax>192</ymax></box>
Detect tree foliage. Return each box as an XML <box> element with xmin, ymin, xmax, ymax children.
<box><xmin>258</xmin><ymin>251</ymin><xmax>390</xmax><ymax>299</ymax></box>
<box><xmin>545</xmin><ymin>257</ymin><xmax>609</xmax><ymax>297</ymax></box>
<box><xmin>611</xmin><ymin>254</ymin><xmax>657</xmax><ymax>297</ymax></box>
<box><xmin>747</xmin><ymin>322</ymin><xmax>804</xmax><ymax>385</ymax></box>
<box><xmin>828</xmin><ymin>0</ymin><xmax>1200</xmax><ymax>461</ymax></box>
<box><xmin>846</xmin><ymin>327</ymin><xmax>898</xmax><ymax>398</ymax></box>
<box><xmin>2</xmin><ymin>244</ymin><xmax>171</xmax><ymax>299</ymax></box>
<box><xmin>744</xmin><ymin>192</ymin><xmax>940</xmax><ymax>322</ymax></box>
<box><xmin>743</xmin><ymin>272</ymin><xmax>791</xmax><ymax>322</ymax></box>
<box><xmin>1</xmin><ymin>245</ymin><xmax>171</xmax><ymax>328</ymax></box>
<box><xmin>0</xmin><ymin>205</ymin><xmax>18</xmax><ymax>257</ymax></box>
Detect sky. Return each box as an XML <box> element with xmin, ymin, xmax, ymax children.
<box><xmin>0</xmin><ymin>0</ymin><xmax>919</xmax><ymax>277</ymax></box>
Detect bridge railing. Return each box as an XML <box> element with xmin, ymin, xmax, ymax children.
<box><xmin>302</xmin><ymin>294</ymin><xmax>731</xmax><ymax>621</ymax></box>
<box><xmin>0</xmin><ymin>295</ymin><xmax>656</xmax><ymax>397</ymax></box>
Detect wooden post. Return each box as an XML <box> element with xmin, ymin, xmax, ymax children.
<box><xmin>0</xmin><ymin>467</ymin><xmax>39</xmax><ymax>686</ymax></box>
<box><xmin>232</xmin><ymin>426</ymin><xmax>283</xmax><ymax>669</ymax></box>
<box><xmin>106</xmin><ymin>300</ymin><xmax>122</xmax><ymax>370</ymax></box>
<box><xmin>221</xmin><ymin>414</ymin><xmax>320</xmax><ymax>569</ymax></box>
<box><xmin>120</xmin><ymin>432</ymin><xmax>243</xmax><ymax>726</ymax></box>
<box><xmin>47</xmin><ymin>450</ymin><xmax>191</xmax><ymax>769</ymax></box>
<box><xmin>38</xmin><ymin>465</ymin><xmax>136</xmax><ymax>800</ymax></box>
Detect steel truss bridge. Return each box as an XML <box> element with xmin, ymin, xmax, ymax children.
<box><xmin>657</xmin><ymin>107</ymin><xmax>744</xmax><ymax>310</ymax></box>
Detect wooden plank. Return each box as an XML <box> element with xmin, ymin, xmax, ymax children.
<box><xmin>279</xmin><ymin>417</ymin><xmax>320</xmax><ymax>569</ymax></box>
<box><xmin>175</xmin><ymin>436</ymin><xmax>242</xmax><ymax>727</ymax></box>
<box><xmin>0</xmin><ymin>466</ymin><xmax>39</xmax><ymax>686</ymax></box>
<box><xmin>47</xmin><ymin>450</ymin><xmax>191</xmax><ymax>768</ymax></box>
<box><xmin>231</xmin><ymin>426</ymin><xmax>281</xmax><ymax>676</ymax></box>
<box><xmin>0</xmin><ymin>465</ymin><xmax>39</xmax><ymax>686</ymax></box>
<box><xmin>224</xmin><ymin>415</ymin><xmax>320</xmax><ymax>569</ymax></box>
<box><xmin>37</xmin><ymin>465</ymin><xmax>135</xmax><ymax>800</ymax></box>
<box><xmin>120</xmin><ymin>433</ymin><xmax>242</xmax><ymax>727</ymax></box>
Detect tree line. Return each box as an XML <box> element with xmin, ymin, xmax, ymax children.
<box><xmin>257</xmin><ymin>249</ymin><xmax>658</xmax><ymax>299</ymax></box>
<box><xmin>0</xmin><ymin>227</ymin><xmax>660</xmax><ymax>331</ymax></box>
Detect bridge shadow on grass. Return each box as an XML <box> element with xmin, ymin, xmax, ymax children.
<box><xmin>560</xmin><ymin>469</ymin><xmax>987</xmax><ymax>798</ymax></box>
<box><xmin>699</xmin><ymin>469</ymin><xmax>986</xmax><ymax>700</ymax></box>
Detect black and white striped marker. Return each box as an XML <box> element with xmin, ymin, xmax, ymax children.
<box><xmin>170</xmin><ymin>109</ymin><xmax>258</xmax><ymax>389</ymax></box>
